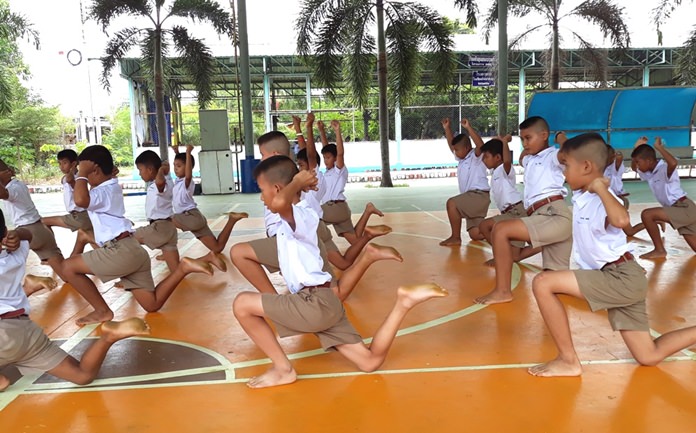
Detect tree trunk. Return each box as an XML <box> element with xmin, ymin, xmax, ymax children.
<box><xmin>362</xmin><ymin>109</ymin><xmax>370</xmax><ymax>141</ymax></box>
<box><xmin>376</xmin><ymin>0</ymin><xmax>393</xmax><ymax>187</ymax></box>
<box><xmin>153</xmin><ymin>26</ymin><xmax>169</xmax><ymax>160</ymax></box>
<box><xmin>550</xmin><ymin>9</ymin><xmax>561</xmax><ymax>90</ymax></box>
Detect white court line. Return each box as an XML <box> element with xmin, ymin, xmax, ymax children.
<box><xmin>411</xmin><ymin>204</ymin><xmax>449</xmax><ymax>225</ymax></box>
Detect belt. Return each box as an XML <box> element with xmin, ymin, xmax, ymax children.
<box><xmin>601</xmin><ymin>252</ymin><xmax>634</xmax><ymax>270</ymax></box>
<box><xmin>327</xmin><ymin>200</ymin><xmax>346</xmax><ymax>204</ymax></box>
<box><xmin>502</xmin><ymin>201</ymin><xmax>522</xmax><ymax>214</ymax></box>
<box><xmin>673</xmin><ymin>196</ymin><xmax>688</xmax><ymax>206</ymax></box>
<box><xmin>149</xmin><ymin>217</ymin><xmax>172</xmax><ymax>224</ymax></box>
<box><xmin>617</xmin><ymin>193</ymin><xmax>630</xmax><ymax>198</ymax></box>
<box><xmin>301</xmin><ymin>282</ymin><xmax>331</xmax><ymax>290</ymax></box>
<box><xmin>106</xmin><ymin>231</ymin><xmax>131</xmax><ymax>244</ymax></box>
<box><xmin>0</xmin><ymin>308</ymin><xmax>27</xmax><ymax>319</ymax></box>
<box><xmin>526</xmin><ymin>195</ymin><xmax>564</xmax><ymax>216</ymax></box>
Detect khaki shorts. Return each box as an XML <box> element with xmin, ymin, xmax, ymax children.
<box><xmin>317</xmin><ymin>220</ymin><xmax>339</xmax><ymax>253</ymax></box>
<box><xmin>262</xmin><ymin>287</ymin><xmax>362</xmax><ymax>350</ymax></box>
<box><xmin>0</xmin><ymin>317</ymin><xmax>68</xmax><ymax>375</ymax></box>
<box><xmin>61</xmin><ymin>210</ymin><xmax>93</xmax><ymax>232</ymax></box>
<box><xmin>321</xmin><ymin>201</ymin><xmax>355</xmax><ymax>236</ymax></box>
<box><xmin>451</xmin><ymin>190</ymin><xmax>490</xmax><ymax>231</ymax></box>
<box><xmin>249</xmin><ymin>231</ymin><xmax>334</xmax><ymax>277</ymax></box>
<box><xmin>664</xmin><ymin>198</ymin><xmax>696</xmax><ymax>236</ymax></box>
<box><xmin>523</xmin><ymin>201</ymin><xmax>572</xmax><ymax>270</ymax></box>
<box><xmin>19</xmin><ymin>221</ymin><xmax>63</xmax><ymax>261</ymax></box>
<box><xmin>173</xmin><ymin>208</ymin><xmax>214</xmax><ymax>239</ymax></box>
<box><xmin>574</xmin><ymin>260</ymin><xmax>648</xmax><ymax>331</ymax></box>
<box><xmin>82</xmin><ymin>236</ymin><xmax>155</xmax><ymax>291</ymax></box>
<box><xmin>135</xmin><ymin>219</ymin><xmax>178</xmax><ymax>251</ymax></box>
<box><xmin>492</xmin><ymin>202</ymin><xmax>527</xmax><ymax>248</ymax></box>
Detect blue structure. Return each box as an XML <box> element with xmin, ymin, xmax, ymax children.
<box><xmin>527</xmin><ymin>87</ymin><xmax>696</xmax><ymax>156</ymax></box>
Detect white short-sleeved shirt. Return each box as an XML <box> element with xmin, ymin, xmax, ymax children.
<box><xmin>264</xmin><ymin>206</ymin><xmax>282</xmax><ymax>237</ymax></box>
<box><xmin>490</xmin><ymin>164</ymin><xmax>523</xmax><ymax>212</ymax></box>
<box><xmin>572</xmin><ymin>189</ymin><xmax>631</xmax><ymax>270</ymax></box>
<box><xmin>172</xmin><ymin>177</ymin><xmax>197</xmax><ymax>214</ymax></box>
<box><xmin>0</xmin><ymin>240</ymin><xmax>31</xmax><ymax>316</ymax></box>
<box><xmin>637</xmin><ymin>159</ymin><xmax>686</xmax><ymax>207</ymax></box>
<box><xmin>145</xmin><ymin>176</ymin><xmax>174</xmax><ymax>220</ymax></box>
<box><xmin>276</xmin><ymin>200</ymin><xmax>332</xmax><ymax>293</ymax></box>
<box><xmin>456</xmin><ymin>151</ymin><xmax>490</xmax><ymax>193</ymax></box>
<box><xmin>521</xmin><ymin>146</ymin><xmax>567</xmax><ymax>209</ymax></box>
<box><xmin>321</xmin><ymin>166</ymin><xmax>348</xmax><ymax>203</ymax></box>
<box><xmin>3</xmin><ymin>179</ymin><xmax>41</xmax><ymax>227</ymax></box>
<box><xmin>604</xmin><ymin>163</ymin><xmax>626</xmax><ymax>196</ymax></box>
<box><xmin>62</xmin><ymin>175</ymin><xmax>85</xmax><ymax>213</ymax></box>
<box><xmin>86</xmin><ymin>178</ymin><xmax>133</xmax><ymax>246</ymax></box>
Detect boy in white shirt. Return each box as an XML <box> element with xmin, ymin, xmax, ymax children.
<box><xmin>0</xmin><ymin>209</ymin><xmax>150</xmax><ymax>392</ymax></box>
<box><xmin>630</xmin><ymin>137</ymin><xmax>696</xmax><ymax>259</ymax></box>
<box><xmin>476</xmin><ymin>116</ymin><xmax>572</xmax><ymax>305</ymax></box>
<box><xmin>527</xmin><ymin>133</ymin><xmax>696</xmax><ymax>377</ymax></box>
<box><xmin>478</xmin><ymin>134</ymin><xmax>541</xmax><ymax>266</ymax></box>
<box><xmin>41</xmin><ymin>149</ymin><xmax>95</xmax><ymax>257</ymax></box>
<box><xmin>439</xmin><ymin>118</ymin><xmax>490</xmax><ymax>246</ymax></box>
<box><xmin>59</xmin><ymin>145</ymin><xmax>213</xmax><ymax>326</ymax></box>
<box><xmin>232</xmin><ymin>155</ymin><xmax>447</xmax><ymax>388</ymax></box>
<box><xmin>171</xmin><ymin>144</ymin><xmax>248</xmax><ymax>272</ymax></box>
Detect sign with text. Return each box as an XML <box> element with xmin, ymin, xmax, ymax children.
<box><xmin>468</xmin><ymin>55</ymin><xmax>494</xmax><ymax>68</ymax></box>
<box><xmin>473</xmin><ymin>71</ymin><xmax>495</xmax><ymax>87</ymax></box>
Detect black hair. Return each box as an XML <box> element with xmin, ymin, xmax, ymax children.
<box><xmin>258</xmin><ymin>130</ymin><xmax>289</xmax><ymax>146</ymax></box>
<box><xmin>296</xmin><ymin>148</ymin><xmax>322</xmax><ymax>166</ymax></box>
<box><xmin>519</xmin><ymin>116</ymin><xmax>550</xmax><ymax>132</ymax></box>
<box><xmin>174</xmin><ymin>152</ymin><xmax>195</xmax><ymax>169</ymax></box>
<box><xmin>631</xmin><ymin>144</ymin><xmax>656</xmax><ymax>160</ymax></box>
<box><xmin>562</xmin><ymin>132</ymin><xmax>608</xmax><ymax>169</ymax></box>
<box><xmin>135</xmin><ymin>150</ymin><xmax>162</xmax><ymax>170</ymax></box>
<box><xmin>480</xmin><ymin>138</ymin><xmax>503</xmax><ymax>157</ymax></box>
<box><xmin>57</xmin><ymin>149</ymin><xmax>78</xmax><ymax>162</ymax></box>
<box><xmin>253</xmin><ymin>155</ymin><xmax>298</xmax><ymax>185</ymax></box>
<box><xmin>77</xmin><ymin>145</ymin><xmax>114</xmax><ymax>175</ymax></box>
<box><xmin>321</xmin><ymin>143</ymin><xmax>337</xmax><ymax>157</ymax></box>
<box><xmin>452</xmin><ymin>133</ymin><xmax>472</xmax><ymax>148</ymax></box>
<box><xmin>0</xmin><ymin>208</ymin><xmax>6</xmax><ymax>240</ymax></box>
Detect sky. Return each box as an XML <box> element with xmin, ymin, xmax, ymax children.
<box><xmin>7</xmin><ymin>0</ymin><xmax>696</xmax><ymax>119</ymax></box>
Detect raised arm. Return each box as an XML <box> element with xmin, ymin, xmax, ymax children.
<box><xmin>305</xmin><ymin>112</ymin><xmax>318</xmax><ymax>170</ymax></box>
<box><xmin>155</xmin><ymin>160</ymin><xmax>168</xmax><ymax>193</ymax></box>
<box><xmin>554</xmin><ymin>131</ymin><xmax>569</xmax><ymax>163</ymax></box>
<box><xmin>500</xmin><ymin>133</ymin><xmax>513</xmax><ymax>174</ymax></box>
<box><xmin>2</xmin><ymin>227</ymin><xmax>32</xmax><ymax>251</ymax></box>
<box><xmin>588</xmin><ymin>177</ymin><xmax>630</xmax><ymax>229</ymax></box>
<box><xmin>290</xmin><ymin>115</ymin><xmax>306</xmax><ymax>150</ymax></box>
<box><xmin>269</xmin><ymin>170</ymin><xmax>318</xmax><ymax>230</ymax></box>
<box><xmin>654</xmin><ymin>137</ymin><xmax>678</xmax><ymax>178</ymax></box>
<box><xmin>73</xmin><ymin>160</ymin><xmax>96</xmax><ymax>208</ymax></box>
<box><xmin>614</xmin><ymin>151</ymin><xmax>624</xmax><ymax>170</ymax></box>
<box><xmin>441</xmin><ymin>118</ymin><xmax>454</xmax><ymax>151</ymax></box>
<box><xmin>0</xmin><ymin>182</ymin><xmax>8</xmax><ymax>200</ymax></box>
<box><xmin>184</xmin><ymin>144</ymin><xmax>194</xmax><ymax>188</ymax></box>
<box><xmin>331</xmin><ymin>120</ymin><xmax>345</xmax><ymax>169</ymax></box>
<box><xmin>317</xmin><ymin>120</ymin><xmax>329</xmax><ymax>148</ymax></box>
<box><xmin>461</xmin><ymin>118</ymin><xmax>484</xmax><ymax>156</ymax></box>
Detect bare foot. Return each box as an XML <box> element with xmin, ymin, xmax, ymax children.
<box><xmin>247</xmin><ymin>366</ymin><xmax>297</xmax><ymax>389</ymax></box>
<box><xmin>227</xmin><ymin>211</ymin><xmax>249</xmax><ymax>222</ymax></box>
<box><xmin>483</xmin><ymin>258</ymin><xmax>495</xmax><ymax>267</ymax></box>
<box><xmin>210</xmin><ymin>253</ymin><xmax>228</xmax><ymax>272</ymax></box>
<box><xmin>155</xmin><ymin>254</ymin><xmax>165</xmax><ymax>261</ymax></box>
<box><xmin>365</xmin><ymin>202</ymin><xmax>384</xmax><ymax>217</ymax></box>
<box><xmin>76</xmin><ymin>309</ymin><xmax>114</xmax><ymax>327</ymax></box>
<box><xmin>100</xmin><ymin>317</ymin><xmax>151</xmax><ymax>343</ymax></box>
<box><xmin>365</xmin><ymin>243</ymin><xmax>403</xmax><ymax>262</ymax></box>
<box><xmin>364</xmin><ymin>224</ymin><xmax>392</xmax><ymax>238</ymax></box>
<box><xmin>528</xmin><ymin>357</ymin><xmax>582</xmax><ymax>377</ymax></box>
<box><xmin>181</xmin><ymin>257</ymin><xmax>214</xmax><ymax>276</ymax></box>
<box><xmin>639</xmin><ymin>249</ymin><xmax>667</xmax><ymax>260</ymax></box>
<box><xmin>0</xmin><ymin>375</ymin><xmax>10</xmax><ymax>392</ymax></box>
<box><xmin>23</xmin><ymin>274</ymin><xmax>58</xmax><ymax>296</ymax></box>
<box><xmin>397</xmin><ymin>282</ymin><xmax>448</xmax><ymax>309</ymax></box>
<box><xmin>439</xmin><ymin>236</ymin><xmax>461</xmax><ymax>246</ymax></box>
<box><xmin>474</xmin><ymin>288</ymin><xmax>513</xmax><ymax>305</ymax></box>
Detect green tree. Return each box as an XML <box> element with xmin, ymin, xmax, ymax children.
<box><xmin>89</xmin><ymin>0</ymin><xmax>234</xmax><ymax>160</ymax></box>
<box><xmin>101</xmin><ymin>105</ymin><xmax>135</xmax><ymax>167</ymax></box>
<box><xmin>297</xmin><ymin>0</ymin><xmax>455</xmax><ymax>187</ymax></box>
<box><xmin>482</xmin><ymin>0</ymin><xmax>631</xmax><ymax>90</ymax></box>
<box><xmin>0</xmin><ymin>0</ymin><xmax>39</xmax><ymax>114</ymax></box>
<box><xmin>653</xmin><ymin>0</ymin><xmax>696</xmax><ymax>85</ymax></box>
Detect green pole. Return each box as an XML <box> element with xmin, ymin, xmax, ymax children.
<box><xmin>497</xmin><ymin>0</ymin><xmax>508</xmax><ymax>134</ymax></box>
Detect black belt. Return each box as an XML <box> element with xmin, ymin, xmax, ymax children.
<box><xmin>502</xmin><ymin>201</ymin><xmax>522</xmax><ymax>214</ymax></box>
<box><xmin>149</xmin><ymin>217</ymin><xmax>172</xmax><ymax>224</ymax></box>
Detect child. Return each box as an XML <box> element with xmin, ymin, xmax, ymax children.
<box><xmin>527</xmin><ymin>132</ymin><xmax>696</xmax><ymax>377</ymax></box>
<box><xmin>41</xmin><ymin>149</ymin><xmax>95</xmax><ymax>257</ymax></box>
<box><xmin>0</xmin><ymin>208</ymin><xmax>150</xmax><ymax>392</ymax></box>
<box><xmin>0</xmin><ymin>159</ymin><xmax>68</xmax><ymax>282</ymax></box>
<box><xmin>476</xmin><ymin>116</ymin><xmax>572</xmax><ymax>305</ymax></box>
<box><xmin>630</xmin><ymin>137</ymin><xmax>696</xmax><ymax>259</ymax></box>
<box><xmin>133</xmin><ymin>150</ymin><xmax>180</xmax><ymax>273</ymax></box>
<box><xmin>232</xmin><ymin>155</ymin><xmax>447</xmax><ymax>388</ymax></box>
<box><xmin>439</xmin><ymin>118</ymin><xmax>490</xmax><ymax>245</ymax></box>
<box><xmin>171</xmin><ymin>144</ymin><xmax>248</xmax><ymax>271</ymax></box>
<box><xmin>60</xmin><ymin>145</ymin><xmax>213</xmax><ymax>326</ymax></box>
<box><xmin>477</xmin><ymin>134</ymin><xmax>541</xmax><ymax>266</ymax></box>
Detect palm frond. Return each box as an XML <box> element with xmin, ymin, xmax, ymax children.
<box><xmin>0</xmin><ymin>68</ymin><xmax>14</xmax><ymax>115</ymax></box>
<box><xmin>344</xmin><ymin>6</ymin><xmax>376</xmax><ymax>108</ymax></box>
<box><xmin>167</xmin><ymin>0</ymin><xmax>233</xmax><ymax>38</ymax></box>
<box><xmin>570</xmin><ymin>0</ymin><xmax>630</xmax><ymax>49</ymax></box>
<box><xmin>138</xmin><ymin>29</ymin><xmax>174</xmax><ymax>96</ymax></box>
<box><xmin>675</xmin><ymin>25</ymin><xmax>696</xmax><ymax>85</ymax></box>
<box><xmin>481</xmin><ymin>0</ymin><xmax>499</xmax><ymax>44</ymax></box>
<box><xmin>170</xmin><ymin>25</ymin><xmax>216</xmax><ymax>107</ymax></box>
<box><xmin>296</xmin><ymin>0</ymin><xmax>342</xmax><ymax>57</ymax></box>
<box><xmin>571</xmin><ymin>32</ymin><xmax>609</xmax><ymax>87</ymax></box>
<box><xmin>89</xmin><ymin>0</ymin><xmax>152</xmax><ymax>32</ymax></box>
<box><xmin>508</xmin><ymin>24</ymin><xmax>546</xmax><ymax>50</ymax></box>
<box><xmin>453</xmin><ymin>0</ymin><xmax>479</xmax><ymax>28</ymax></box>
<box><xmin>0</xmin><ymin>9</ymin><xmax>40</xmax><ymax>49</ymax></box>
<box><xmin>384</xmin><ymin>6</ymin><xmax>422</xmax><ymax>106</ymax></box>
<box><xmin>99</xmin><ymin>27</ymin><xmax>145</xmax><ymax>92</ymax></box>
<box><xmin>483</xmin><ymin>0</ymin><xmax>545</xmax><ymax>43</ymax></box>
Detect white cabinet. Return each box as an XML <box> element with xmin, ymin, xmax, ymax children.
<box><xmin>199</xmin><ymin>150</ymin><xmax>236</xmax><ymax>194</ymax></box>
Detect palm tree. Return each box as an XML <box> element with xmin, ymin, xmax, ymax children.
<box><xmin>89</xmin><ymin>0</ymin><xmax>233</xmax><ymax>160</ymax></box>
<box><xmin>296</xmin><ymin>0</ymin><xmax>455</xmax><ymax>187</ymax></box>
<box><xmin>653</xmin><ymin>0</ymin><xmax>696</xmax><ymax>84</ymax></box>
<box><xmin>0</xmin><ymin>4</ymin><xmax>39</xmax><ymax>115</ymax></box>
<box><xmin>482</xmin><ymin>0</ymin><xmax>630</xmax><ymax>90</ymax></box>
